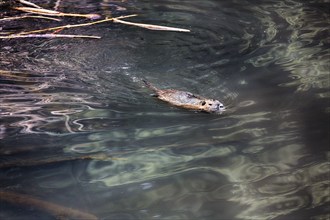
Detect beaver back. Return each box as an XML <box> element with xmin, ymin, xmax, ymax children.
<box><xmin>157</xmin><ymin>90</ymin><xmax>204</xmax><ymax>106</ymax></box>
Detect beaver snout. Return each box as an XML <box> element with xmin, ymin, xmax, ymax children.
<box><xmin>213</xmin><ymin>102</ymin><xmax>225</xmax><ymax>113</ymax></box>
<box><xmin>218</xmin><ymin>103</ymin><xmax>225</xmax><ymax>110</ymax></box>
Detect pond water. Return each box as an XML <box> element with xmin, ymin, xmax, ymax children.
<box><xmin>0</xmin><ymin>0</ymin><xmax>329</xmax><ymax>219</ymax></box>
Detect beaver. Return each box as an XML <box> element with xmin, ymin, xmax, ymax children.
<box><xmin>143</xmin><ymin>80</ymin><xmax>225</xmax><ymax>114</ymax></box>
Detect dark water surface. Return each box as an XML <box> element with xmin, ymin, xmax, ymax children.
<box><xmin>1</xmin><ymin>0</ymin><xmax>329</xmax><ymax>219</ymax></box>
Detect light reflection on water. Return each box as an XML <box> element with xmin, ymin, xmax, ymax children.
<box><xmin>0</xmin><ymin>0</ymin><xmax>329</xmax><ymax>220</ymax></box>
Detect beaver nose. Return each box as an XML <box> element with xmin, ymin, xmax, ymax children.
<box><xmin>217</xmin><ymin>104</ymin><xmax>225</xmax><ymax>110</ymax></box>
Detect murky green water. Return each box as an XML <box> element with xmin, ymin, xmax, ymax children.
<box><xmin>1</xmin><ymin>0</ymin><xmax>329</xmax><ymax>219</ymax></box>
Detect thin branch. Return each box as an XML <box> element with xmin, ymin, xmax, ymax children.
<box><xmin>19</xmin><ymin>0</ymin><xmax>43</xmax><ymax>9</ymax></box>
<box><xmin>0</xmin><ymin>32</ymin><xmax>12</xmax><ymax>35</ymax></box>
<box><xmin>0</xmin><ymin>191</ymin><xmax>98</xmax><ymax>220</ymax></box>
<box><xmin>0</xmin><ymin>33</ymin><xmax>101</xmax><ymax>39</ymax></box>
<box><xmin>54</xmin><ymin>0</ymin><xmax>62</xmax><ymax>11</ymax></box>
<box><xmin>14</xmin><ymin>7</ymin><xmax>101</xmax><ymax>20</ymax></box>
<box><xmin>113</xmin><ymin>18</ymin><xmax>191</xmax><ymax>32</ymax></box>
<box><xmin>0</xmin><ymin>15</ymin><xmax>61</xmax><ymax>22</ymax></box>
<box><xmin>14</xmin><ymin>14</ymin><xmax>138</xmax><ymax>35</ymax></box>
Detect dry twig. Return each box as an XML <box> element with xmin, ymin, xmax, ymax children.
<box><xmin>14</xmin><ymin>7</ymin><xmax>101</xmax><ymax>20</ymax></box>
<box><xmin>19</xmin><ymin>0</ymin><xmax>43</xmax><ymax>9</ymax></box>
<box><xmin>1</xmin><ymin>0</ymin><xmax>190</xmax><ymax>39</ymax></box>
<box><xmin>113</xmin><ymin>18</ymin><xmax>191</xmax><ymax>32</ymax></box>
<box><xmin>0</xmin><ymin>33</ymin><xmax>101</xmax><ymax>39</ymax></box>
<box><xmin>14</xmin><ymin>14</ymin><xmax>138</xmax><ymax>35</ymax></box>
<box><xmin>0</xmin><ymin>15</ymin><xmax>61</xmax><ymax>22</ymax></box>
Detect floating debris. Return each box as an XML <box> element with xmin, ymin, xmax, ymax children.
<box><xmin>0</xmin><ymin>0</ymin><xmax>190</xmax><ymax>39</ymax></box>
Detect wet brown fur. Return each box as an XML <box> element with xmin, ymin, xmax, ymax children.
<box><xmin>143</xmin><ymin>80</ymin><xmax>225</xmax><ymax>113</ymax></box>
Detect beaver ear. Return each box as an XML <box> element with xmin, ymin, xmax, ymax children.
<box><xmin>201</xmin><ymin>101</ymin><xmax>206</xmax><ymax>106</ymax></box>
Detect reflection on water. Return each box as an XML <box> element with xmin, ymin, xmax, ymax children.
<box><xmin>247</xmin><ymin>0</ymin><xmax>329</xmax><ymax>94</ymax></box>
<box><xmin>0</xmin><ymin>0</ymin><xmax>329</xmax><ymax>220</ymax></box>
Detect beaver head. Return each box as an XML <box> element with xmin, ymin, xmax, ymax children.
<box><xmin>200</xmin><ymin>99</ymin><xmax>225</xmax><ymax>113</ymax></box>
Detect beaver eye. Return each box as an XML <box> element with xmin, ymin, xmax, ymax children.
<box><xmin>201</xmin><ymin>101</ymin><xmax>206</xmax><ymax>106</ymax></box>
<box><xmin>209</xmin><ymin>104</ymin><xmax>212</xmax><ymax>106</ymax></box>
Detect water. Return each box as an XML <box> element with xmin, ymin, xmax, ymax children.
<box><xmin>0</xmin><ymin>0</ymin><xmax>329</xmax><ymax>219</ymax></box>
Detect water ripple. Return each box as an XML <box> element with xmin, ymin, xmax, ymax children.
<box><xmin>0</xmin><ymin>69</ymin><xmax>104</xmax><ymax>135</ymax></box>
<box><xmin>1</xmin><ymin>1</ymin><xmax>329</xmax><ymax>220</ymax></box>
